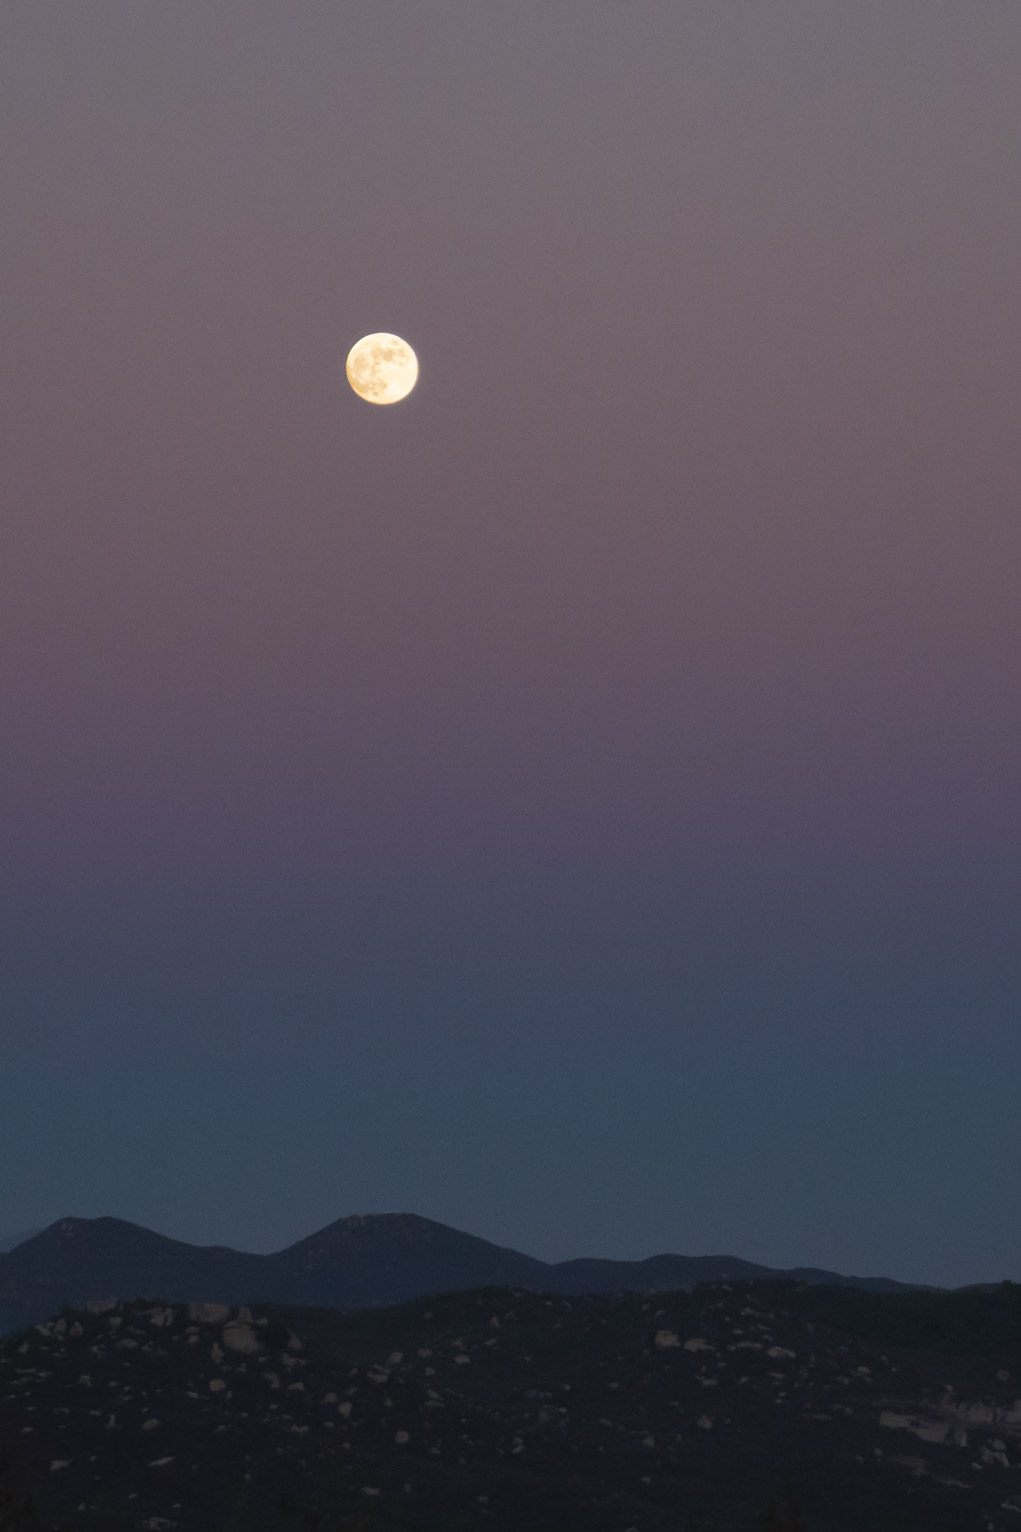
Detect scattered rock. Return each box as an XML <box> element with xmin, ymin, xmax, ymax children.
<box><xmin>187</xmin><ymin>1302</ymin><xmax>231</xmax><ymax>1325</ymax></box>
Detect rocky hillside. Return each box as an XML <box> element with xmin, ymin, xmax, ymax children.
<box><xmin>1</xmin><ymin>1276</ymin><xmax>1020</xmax><ymax>1530</ymax></box>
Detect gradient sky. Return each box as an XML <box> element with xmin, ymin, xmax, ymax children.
<box><xmin>1</xmin><ymin>2</ymin><xmax>1019</xmax><ymax>1291</ymax></box>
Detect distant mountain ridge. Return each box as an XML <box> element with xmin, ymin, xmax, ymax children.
<box><xmin>2</xmin><ymin>1210</ymin><xmax>992</xmax><ymax>1341</ymax></box>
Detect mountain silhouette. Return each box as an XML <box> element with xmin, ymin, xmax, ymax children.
<box><xmin>0</xmin><ymin>1211</ymin><xmax>970</xmax><ymax>1341</ymax></box>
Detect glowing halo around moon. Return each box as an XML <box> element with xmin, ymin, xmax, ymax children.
<box><xmin>345</xmin><ymin>332</ymin><xmax>419</xmax><ymax>404</ymax></box>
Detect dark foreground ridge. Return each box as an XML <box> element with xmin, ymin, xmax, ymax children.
<box><xmin>1</xmin><ymin>1278</ymin><xmax>1020</xmax><ymax>1531</ymax></box>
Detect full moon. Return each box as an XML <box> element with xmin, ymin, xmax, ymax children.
<box><xmin>345</xmin><ymin>332</ymin><xmax>419</xmax><ymax>404</ymax></box>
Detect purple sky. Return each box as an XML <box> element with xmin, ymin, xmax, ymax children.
<box><xmin>1</xmin><ymin>2</ymin><xmax>1019</xmax><ymax>1289</ymax></box>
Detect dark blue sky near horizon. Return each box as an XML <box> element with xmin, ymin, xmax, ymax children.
<box><xmin>1</xmin><ymin>2</ymin><xmax>1019</xmax><ymax>1291</ymax></box>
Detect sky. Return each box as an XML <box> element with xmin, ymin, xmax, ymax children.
<box><xmin>1</xmin><ymin>2</ymin><xmax>1019</xmax><ymax>1292</ymax></box>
